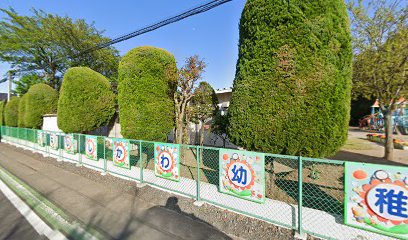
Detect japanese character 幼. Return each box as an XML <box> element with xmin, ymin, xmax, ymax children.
<box><xmin>231</xmin><ymin>165</ymin><xmax>247</xmax><ymax>185</ymax></box>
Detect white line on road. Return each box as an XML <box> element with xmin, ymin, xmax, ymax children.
<box><xmin>0</xmin><ymin>177</ymin><xmax>67</xmax><ymax>240</ymax></box>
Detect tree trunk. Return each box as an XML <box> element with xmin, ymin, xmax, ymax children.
<box><xmin>176</xmin><ymin>120</ymin><xmax>183</xmax><ymax>144</ymax></box>
<box><xmin>384</xmin><ymin>110</ymin><xmax>394</xmax><ymax>161</ymax></box>
<box><xmin>200</xmin><ymin>121</ymin><xmax>205</xmax><ymax>146</ymax></box>
<box><xmin>195</xmin><ymin>123</ymin><xmax>199</xmax><ymax>145</ymax></box>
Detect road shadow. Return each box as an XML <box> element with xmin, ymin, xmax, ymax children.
<box><xmin>116</xmin><ymin>196</ymin><xmax>231</xmax><ymax>240</ymax></box>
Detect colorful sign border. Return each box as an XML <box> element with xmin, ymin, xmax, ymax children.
<box><xmin>85</xmin><ymin>135</ymin><xmax>98</xmax><ymax>161</ymax></box>
<box><xmin>154</xmin><ymin>143</ymin><xmax>180</xmax><ymax>182</ymax></box>
<box><xmin>49</xmin><ymin>133</ymin><xmax>59</xmax><ymax>150</ymax></box>
<box><xmin>219</xmin><ymin>149</ymin><xmax>265</xmax><ymax>204</ymax></box>
<box><xmin>112</xmin><ymin>138</ymin><xmax>130</xmax><ymax>169</ymax></box>
<box><xmin>345</xmin><ymin>162</ymin><xmax>408</xmax><ymax>239</ymax></box>
<box><xmin>64</xmin><ymin>134</ymin><xmax>77</xmax><ymax>154</ymax></box>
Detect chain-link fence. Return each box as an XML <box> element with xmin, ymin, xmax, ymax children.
<box><xmin>0</xmin><ymin>126</ymin><xmax>401</xmax><ymax>240</ymax></box>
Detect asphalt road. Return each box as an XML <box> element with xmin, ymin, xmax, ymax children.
<box><xmin>0</xmin><ymin>143</ymin><xmax>232</xmax><ymax>240</ymax></box>
<box><xmin>0</xmin><ymin>190</ymin><xmax>46</xmax><ymax>240</ymax></box>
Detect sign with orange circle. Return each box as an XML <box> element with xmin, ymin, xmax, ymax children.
<box><xmin>154</xmin><ymin>143</ymin><xmax>180</xmax><ymax>182</ymax></box>
<box><xmin>113</xmin><ymin>139</ymin><xmax>130</xmax><ymax>169</ymax></box>
<box><xmin>85</xmin><ymin>135</ymin><xmax>98</xmax><ymax>160</ymax></box>
<box><xmin>219</xmin><ymin>149</ymin><xmax>265</xmax><ymax>203</ymax></box>
<box><xmin>345</xmin><ymin>162</ymin><xmax>408</xmax><ymax>238</ymax></box>
<box><xmin>64</xmin><ymin>134</ymin><xmax>77</xmax><ymax>154</ymax></box>
<box><xmin>50</xmin><ymin>133</ymin><xmax>58</xmax><ymax>150</ymax></box>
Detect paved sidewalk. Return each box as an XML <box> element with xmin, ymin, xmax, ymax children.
<box><xmin>0</xmin><ymin>143</ymin><xmax>231</xmax><ymax>240</ymax></box>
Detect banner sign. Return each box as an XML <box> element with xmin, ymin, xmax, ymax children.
<box><xmin>64</xmin><ymin>134</ymin><xmax>77</xmax><ymax>154</ymax></box>
<box><xmin>49</xmin><ymin>133</ymin><xmax>58</xmax><ymax>150</ymax></box>
<box><xmin>345</xmin><ymin>162</ymin><xmax>408</xmax><ymax>238</ymax></box>
<box><xmin>112</xmin><ymin>138</ymin><xmax>130</xmax><ymax>169</ymax></box>
<box><xmin>37</xmin><ymin>130</ymin><xmax>45</xmax><ymax>147</ymax></box>
<box><xmin>154</xmin><ymin>143</ymin><xmax>180</xmax><ymax>182</ymax></box>
<box><xmin>85</xmin><ymin>135</ymin><xmax>98</xmax><ymax>160</ymax></box>
<box><xmin>219</xmin><ymin>149</ymin><xmax>265</xmax><ymax>203</ymax></box>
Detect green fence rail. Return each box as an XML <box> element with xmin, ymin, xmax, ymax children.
<box><xmin>0</xmin><ymin>126</ymin><xmax>400</xmax><ymax>240</ymax></box>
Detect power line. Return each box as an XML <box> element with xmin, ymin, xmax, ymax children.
<box><xmin>77</xmin><ymin>0</ymin><xmax>232</xmax><ymax>57</ymax></box>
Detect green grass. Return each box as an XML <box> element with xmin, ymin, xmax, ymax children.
<box><xmin>341</xmin><ymin>139</ymin><xmax>373</xmax><ymax>151</ymax></box>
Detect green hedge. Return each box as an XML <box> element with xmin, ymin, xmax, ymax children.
<box><xmin>18</xmin><ymin>94</ymin><xmax>28</xmax><ymax>127</ymax></box>
<box><xmin>118</xmin><ymin>46</ymin><xmax>177</xmax><ymax>141</ymax></box>
<box><xmin>25</xmin><ymin>83</ymin><xmax>58</xmax><ymax>129</ymax></box>
<box><xmin>0</xmin><ymin>101</ymin><xmax>4</xmax><ymax>125</ymax></box>
<box><xmin>57</xmin><ymin>67</ymin><xmax>115</xmax><ymax>133</ymax></box>
<box><xmin>4</xmin><ymin>97</ymin><xmax>20</xmax><ymax>127</ymax></box>
<box><xmin>227</xmin><ymin>0</ymin><xmax>352</xmax><ymax>157</ymax></box>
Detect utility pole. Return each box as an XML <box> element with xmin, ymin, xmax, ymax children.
<box><xmin>7</xmin><ymin>71</ymin><xmax>12</xmax><ymax>101</ymax></box>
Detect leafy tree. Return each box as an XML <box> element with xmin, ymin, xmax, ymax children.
<box><xmin>25</xmin><ymin>83</ymin><xmax>58</xmax><ymax>129</ymax></box>
<box><xmin>348</xmin><ymin>0</ymin><xmax>407</xmax><ymax>160</ymax></box>
<box><xmin>0</xmin><ymin>8</ymin><xmax>119</xmax><ymax>89</ymax></box>
<box><xmin>4</xmin><ymin>96</ymin><xmax>20</xmax><ymax>127</ymax></box>
<box><xmin>212</xmin><ymin>111</ymin><xmax>229</xmax><ymax>148</ymax></box>
<box><xmin>190</xmin><ymin>81</ymin><xmax>218</xmax><ymax>145</ymax></box>
<box><xmin>57</xmin><ymin>67</ymin><xmax>115</xmax><ymax>133</ymax></box>
<box><xmin>227</xmin><ymin>0</ymin><xmax>352</xmax><ymax>157</ymax></box>
<box><xmin>13</xmin><ymin>73</ymin><xmax>45</xmax><ymax>96</ymax></box>
<box><xmin>0</xmin><ymin>101</ymin><xmax>5</xmax><ymax>125</ymax></box>
<box><xmin>173</xmin><ymin>55</ymin><xmax>206</xmax><ymax>144</ymax></box>
<box><xmin>118</xmin><ymin>46</ymin><xmax>177</xmax><ymax>141</ymax></box>
<box><xmin>17</xmin><ymin>94</ymin><xmax>28</xmax><ymax>127</ymax></box>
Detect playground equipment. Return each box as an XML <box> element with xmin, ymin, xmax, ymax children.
<box><xmin>360</xmin><ymin>98</ymin><xmax>408</xmax><ymax>134</ymax></box>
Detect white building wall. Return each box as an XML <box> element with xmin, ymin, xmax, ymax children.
<box><xmin>42</xmin><ymin>114</ymin><xmax>62</xmax><ymax>132</ymax></box>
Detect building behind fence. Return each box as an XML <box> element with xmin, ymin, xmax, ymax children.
<box><xmin>0</xmin><ymin>126</ymin><xmax>403</xmax><ymax>240</ymax></box>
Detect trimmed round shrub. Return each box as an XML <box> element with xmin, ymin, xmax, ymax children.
<box><xmin>58</xmin><ymin>67</ymin><xmax>115</xmax><ymax>133</ymax></box>
<box><xmin>4</xmin><ymin>97</ymin><xmax>20</xmax><ymax>127</ymax></box>
<box><xmin>227</xmin><ymin>0</ymin><xmax>352</xmax><ymax>157</ymax></box>
<box><xmin>25</xmin><ymin>83</ymin><xmax>58</xmax><ymax>129</ymax></box>
<box><xmin>0</xmin><ymin>101</ymin><xmax>5</xmax><ymax>125</ymax></box>
<box><xmin>118</xmin><ymin>46</ymin><xmax>177</xmax><ymax>141</ymax></box>
<box><xmin>18</xmin><ymin>94</ymin><xmax>28</xmax><ymax>127</ymax></box>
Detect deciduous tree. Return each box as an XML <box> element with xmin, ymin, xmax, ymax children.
<box><xmin>190</xmin><ymin>81</ymin><xmax>218</xmax><ymax>146</ymax></box>
<box><xmin>348</xmin><ymin>0</ymin><xmax>408</xmax><ymax>160</ymax></box>
<box><xmin>0</xmin><ymin>8</ymin><xmax>119</xmax><ymax>89</ymax></box>
<box><xmin>173</xmin><ymin>56</ymin><xmax>206</xmax><ymax>144</ymax></box>
<box><xmin>13</xmin><ymin>73</ymin><xmax>45</xmax><ymax>96</ymax></box>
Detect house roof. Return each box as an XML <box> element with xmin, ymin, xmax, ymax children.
<box><xmin>215</xmin><ymin>88</ymin><xmax>232</xmax><ymax>94</ymax></box>
<box><xmin>0</xmin><ymin>93</ymin><xmax>15</xmax><ymax>102</ymax></box>
<box><xmin>371</xmin><ymin>98</ymin><xmax>406</xmax><ymax>108</ymax></box>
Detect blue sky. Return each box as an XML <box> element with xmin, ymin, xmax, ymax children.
<box><xmin>0</xmin><ymin>0</ymin><xmax>246</xmax><ymax>93</ymax></box>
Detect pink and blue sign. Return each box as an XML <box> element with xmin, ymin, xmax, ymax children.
<box><xmin>219</xmin><ymin>149</ymin><xmax>265</xmax><ymax>203</ymax></box>
<box><xmin>49</xmin><ymin>133</ymin><xmax>58</xmax><ymax>150</ymax></box>
<box><xmin>85</xmin><ymin>136</ymin><xmax>98</xmax><ymax>160</ymax></box>
<box><xmin>112</xmin><ymin>139</ymin><xmax>130</xmax><ymax>169</ymax></box>
<box><xmin>64</xmin><ymin>134</ymin><xmax>76</xmax><ymax>154</ymax></box>
<box><xmin>154</xmin><ymin>143</ymin><xmax>180</xmax><ymax>182</ymax></box>
<box><xmin>345</xmin><ymin>162</ymin><xmax>408</xmax><ymax>238</ymax></box>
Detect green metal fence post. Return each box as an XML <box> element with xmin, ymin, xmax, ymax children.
<box><xmin>33</xmin><ymin>130</ymin><xmax>37</xmax><ymax>152</ymax></box>
<box><xmin>296</xmin><ymin>155</ymin><xmax>304</xmax><ymax>238</ymax></box>
<box><xmin>196</xmin><ymin>146</ymin><xmax>201</xmax><ymax>201</ymax></box>
<box><xmin>58</xmin><ymin>134</ymin><xmax>62</xmax><ymax>161</ymax></box>
<box><xmin>25</xmin><ymin>128</ymin><xmax>28</xmax><ymax>147</ymax></box>
<box><xmin>194</xmin><ymin>146</ymin><xmax>203</xmax><ymax>206</ymax></box>
<box><xmin>139</xmin><ymin>141</ymin><xmax>143</xmax><ymax>183</ymax></box>
<box><xmin>77</xmin><ymin>134</ymin><xmax>82</xmax><ymax>166</ymax></box>
<box><xmin>102</xmin><ymin>137</ymin><xmax>107</xmax><ymax>175</ymax></box>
